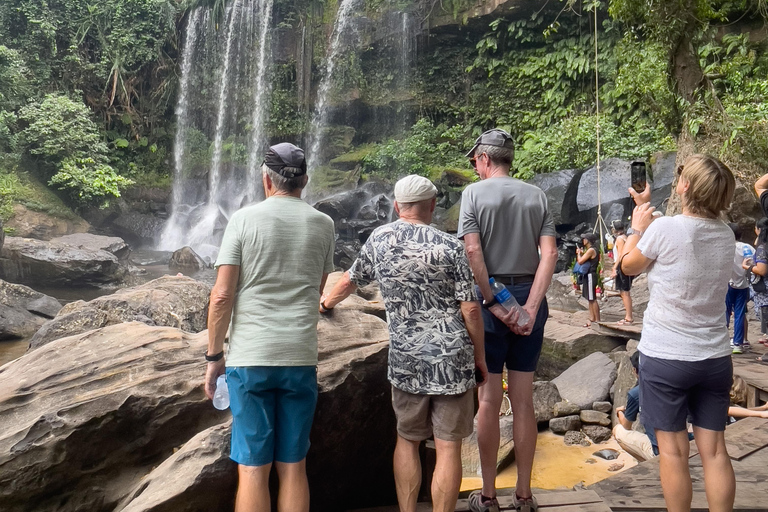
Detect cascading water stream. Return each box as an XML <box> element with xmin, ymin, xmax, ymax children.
<box><xmin>159</xmin><ymin>8</ymin><xmax>202</xmax><ymax>250</ymax></box>
<box><xmin>307</xmin><ymin>0</ymin><xmax>363</xmax><ymax>172</ymax></box>
<box><xmin>208</xmin><ymin>0</ymin><xmax>240</xmax><ymax>207</ymax></box>
<box><xmin>159</xmin><ymin>0</ymin><xmax>275</xmax><ymax>259</ymax></box>
<box><xmin>246</xmin><ymin>0</ymin><xmax>275</xmax><ymax>201</ymax></box>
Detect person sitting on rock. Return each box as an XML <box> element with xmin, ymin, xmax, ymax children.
<box><xmin>620</xmin><ymin>154</ymin><xmax>738</xmax><ymax>512</ymax></box>
<box><xmin>204</xmin><ymin>143</ymin><xmax>336</xmax><ymax>512</ymax></box>
<box><xmin>321</xmin><ymin>174</ymin><xmax>488</xmax><ymax>512</ymax></box>
<box><xmin>610</xmin><ymin>220</ymin><xmax>633</xmax><ymax>325</ymax></box>
<box><xmin>727</xmin><ymin>376</ymin><xmax>768</xmax><ymax>420</ymax></box>
<box><xmin>613</xmin><ymin>351</ymin><xmax>657</xmax><ymax>461</ymax></box>
<box><xmin>577</xmin><ymin>232</ymin><xmax>600</xmax><ymax>327</ymax></box>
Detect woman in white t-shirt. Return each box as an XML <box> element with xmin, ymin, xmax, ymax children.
<box><xmin>619</xmin><ymin>154</ymin><xmax>737</xmax><ymax>512</ymax></box>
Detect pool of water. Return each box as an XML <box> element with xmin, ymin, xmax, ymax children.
<box><xmin>0</xmin><ymin>339</ymin><xmax>30</xmax><ymax>367</ymax></box>
<box><xmin>460</xmin><ymin>431</ymin><xmax>638</xmax><ymax>492</ymax></box>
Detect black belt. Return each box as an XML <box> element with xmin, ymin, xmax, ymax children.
<box><xmin>492</xmin><ymin>275</ymin><xmax>535</xmax><ymax>285</ymax></box>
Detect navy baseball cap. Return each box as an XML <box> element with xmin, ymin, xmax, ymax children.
<box><xmin>263</xmin><ymin>142</ymin><xmax>307</xmax><ymax>178</ymax></box>
<box><xmin>465</xmin><ymin>128</ymin><xmax>515</xmax><ymax>157</ymax></box>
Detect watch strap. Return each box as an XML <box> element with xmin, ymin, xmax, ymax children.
<box><xmin>205</xmin><ymin>350</ymin><xmax>224</xmax><ymax>362</ymax></box>
<box><xmin>482</xmin><ymin>297</ymin><xmax>498</xmax><ymax>308</ymax></box>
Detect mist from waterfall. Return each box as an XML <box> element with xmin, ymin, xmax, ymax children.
<box><xmin>159</xmin><ymin>0</ymin><xmax>274</xmax><ymax>260</ymax></box>
<box><xmin>307</xmin><ymin>0</ymin><xmax>363</xmax><ymax>173</ymax></box>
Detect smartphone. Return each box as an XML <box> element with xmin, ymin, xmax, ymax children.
<box><xmin>631</xmin><ymin>161</ymin><xmax>647</xmax><ymax>193</ymax></box>
<box><xmin>475</xmin><ymin>367</ymin><xmax>484</xmax><ymax>385</ymax></box>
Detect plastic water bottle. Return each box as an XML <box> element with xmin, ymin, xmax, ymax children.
<box><xmin>212</xmin><ymin>374</ymin><xmax>230</xmax><ymax>410</ymax></box>
<box><xmin>489</xmin><ymin>278</ymin><xmax>531</xmax><ymax>327</ymax></box>
<box><xmin>742</xmin><ymin>244</ymin><xmax>755</xmax><ymax>259</ymax></box>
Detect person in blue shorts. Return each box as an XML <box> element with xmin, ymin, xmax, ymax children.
<box><xmin>204</xmin><ymin>143</ymin><xmax>335</xmax><ymax>512</ymax></box>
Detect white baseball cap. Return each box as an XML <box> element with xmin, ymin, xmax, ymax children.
<box><xmin>394</xmin><ymin>175</ymin><xmax>438</xmax><ymax>203</ymax></box>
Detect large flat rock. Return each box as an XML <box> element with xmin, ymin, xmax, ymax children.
<box><xmin>29</xmin><ymin>276</ymin><xmax>211</xmax><ymax>349</ymax></box>
<box><xmin>0</xmin><ymin>236</ymin><xmax>130</xmax><ymax>287</ymax></box>
<box><xmin>552</xmin><ymin>352</ymin><xmax>617</xmax><ymax>410</ymax></box>
<box><xmin>0</xmin><ymin>323</ymin><xmax>226</xmax><ymax>512</ymax></box>
<box><xmin>2</xmin><ymin>285</ymin><xmax>394</xmax><ymax>512</ymax></box>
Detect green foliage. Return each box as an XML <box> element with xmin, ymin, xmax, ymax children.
<box><xmin>49</xmin><ymin>157</ymin><xmax>132</xmax><ymax>207</ymax></box>
<box><xmin>0</xmin><ymin>46</ymin><xmax>32</xmax><ymax>111</ymax></box>
<box><xmin>361</xmin><ymin>118</ymin><xmax>473</xmax><ymax>180</ymax></box>
<box><xmin>514</xmin><ymin>114</ymin><xmax>676</xmax><ymax>179</ymax></box>
<box><xmin>18</xmin><ymin>94</ymin><xmax>109</xmax><ymax>165</ymax></box>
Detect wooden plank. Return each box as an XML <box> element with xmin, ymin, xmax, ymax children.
<box><xmin>721</xmin><ymin>416</ymin><xmax>768</xmax><ymax>460</ymax></box>
<box><xmin>496</xmin><ymin>490</ymin><xmax>604</xmax><ymax>508</ymax></box>
<box><xmin>535</xmin><ymin>504</ymin><xmax>612</xmax><ymax>512</ymax></box>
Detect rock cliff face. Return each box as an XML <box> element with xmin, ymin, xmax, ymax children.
<box><xmin>0</xmin><ymin>281</ymin><xmax>393</xmax><ymax>512</ymax></box>
<box><xmin>28</xmin><ymin>275</ymin><xmax>211</xmax><ymax>349</ymax></box>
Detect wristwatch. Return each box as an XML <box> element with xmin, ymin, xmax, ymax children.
<box><xmin>205</xmin><ymin>350</ymin><xmax>224</xmax><ymax>362</ymax></box>
<box><xmin>482</xmin><ymin>297</ymin><xmax>498</xmax><ymax>308</ymax></box>
<box><xmin>627</xmin><ymin>227</ymin><xmax>643</xmax><ymax>238</ymax></box>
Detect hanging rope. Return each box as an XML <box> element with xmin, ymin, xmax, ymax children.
<box><xmin>591</xmin><ymin>3</ymin><xmax>608</xmax><ymax>247</ymax></box>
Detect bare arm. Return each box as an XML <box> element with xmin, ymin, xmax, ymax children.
<box><xmin>576</xmin><ymin>247</ymin><xmax>596</xmax><ymax>265</ymax></box>
<box><xmin>755</xmin><ymin>173</ymin><xmax>768</xmax><ymax>199</ymax></box>
<box><xmin>460</xmin><ymin>301</ymin><xmax>487</xmax><ymax>386</ymax></box>
<box><xmin>464</xmin><ymin>232</ymin><xmax>494</xmax><ymax>300</ymax></box>
<box><xmin>205</xmin><ymin>264</ymin><xmax>240</xmax><ymax>399</ymax></box>
<box><xmin>519</xmin><ymin>235</ymin><xmax>557</xmax><ymax>335</ymax></box>
<box><xmin>463</xmin><ymin>232</ymin><xmax>519</xmax><ymax>328</ymax></box>
<box><xmin>727</xmin><ymin>406</ymin><xmax>768</xmax><ymax>419</ymax></box>
<box><xmin>620</xmin><ymin>202</ymin><xmax>657</xmax><ymax>276</ymax></box>
<box><xmin>321</xmin><ymin>271</ymin><xmax>358</xmax><ymax>310</ymax></box>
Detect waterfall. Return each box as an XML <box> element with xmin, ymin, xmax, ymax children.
<box><xmin>246</xmin><ymin>0</ymin><xmax>275</xmax><ymax>201</ymax></box>
<box><xmin>307</xmin><ymin>0</ymin><xmax>363</xmax><ymax>172</ymax></box>
<box><xmin>159</xmin><ymin>0</ymin><xmax>275</xmax><ymax>260</ymax></box>
<box><xmin>161</xmin><ymin>8</ymin><xmax>202</xmax><ymax>248</ymax></box>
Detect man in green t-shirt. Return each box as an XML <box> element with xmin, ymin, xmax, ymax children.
<box><xmin>204</xmin><ymin>143</ymin><xmax>335</xmax><ymax>512</ymax></box>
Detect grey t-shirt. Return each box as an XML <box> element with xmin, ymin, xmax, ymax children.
<box><xmin>457</xmin><ymin>176</ymin><xmax>556</xmax><ymax>276</ymax></box>
<box><xmin>215</xmin><ymin>196</ymin><xmax>336</xmax><ymax>367</ymax></box>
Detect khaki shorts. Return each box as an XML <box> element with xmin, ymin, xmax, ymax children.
<box><xmin>391</xmin><ymin>386</ymin><xmax>474</xmax><ymax>442</ymax></box>
<box><xmin>613</xmin><ymin>424</ymin><xmax>656</xmax><ymax>462</ymax></box>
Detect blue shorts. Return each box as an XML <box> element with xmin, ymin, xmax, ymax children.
<box><xmin>477</xmin><ymin>283</ymin><xmax>549</xmax><ymax>373</ymax></box>
<box><xmin>227</xmin><ymin>366</ymin><xmax>318</xmax><ymax>466</ymax></box>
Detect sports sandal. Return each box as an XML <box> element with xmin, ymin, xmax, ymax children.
<box><xmin>511</xmin><ymin>493</ymin><xmax>539</xmax><ymax>512</ymax></box>
<box><xmin>468</xmin><ymin>490</ymin><xmax>500</xmax><ymax>512</ymax></box>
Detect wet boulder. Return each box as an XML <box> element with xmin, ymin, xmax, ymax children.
<box><xmin>550</xmin><ymin>415</ymin><xmax>582</xmax><ymax>435</ymax></box>
<box><xmin>0</xmin><ymin>236</ymin><xmax>130</xmax><ymax>287</ymax></box>
<box><xmin>0</xmin><ymin>279</ymin><xmax>62</xmax><ymax>340</ymax></box>
<box><xmin>169</xmin><ymin>246</ymin><xmax>208</xmax><ymax>271</ymax></box>
<box><xmin>582</xmin><ymin>425</ymin><xmax>612</xmax><ymax>444</ymax></box>
<box><xmin>29</xmin><ymin>276</ymin><xmax>211</xmax><ymax>349</ymax></box>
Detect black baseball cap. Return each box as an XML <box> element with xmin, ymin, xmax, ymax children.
<box><xmin>582</xmin><ymin>232</ymin><xmax>598</xmax><ymax>244</ymax></box>
<box><xmin>465</xmin><ymin>128</ymin><xmax>515</xmax><ymax>158</ymax></box>
<box><xmin>263</xmin><ymin>142</ymin><xmax>307</xmax><ymax>178</ymax></box>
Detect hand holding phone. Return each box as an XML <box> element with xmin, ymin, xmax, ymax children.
<box><xmin>631</xmin><ymin>161</ymin><xmax>647</xmax><ymax>194</ymax></box>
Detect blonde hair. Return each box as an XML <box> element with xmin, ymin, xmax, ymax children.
<box><xmin>730</xmin><ymin>376</ymin><xmax>748</xmax><ymax>407</ymax></box>
<box><xmin>679</xmin><ymin>154</ymin><xmax>735</xmax><ymax>218</ymax></box>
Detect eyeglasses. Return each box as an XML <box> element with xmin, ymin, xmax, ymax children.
<box><xmin>470</xmin><ymin>153</ymin><xmax>486</xmax><ymax>169</ymax></box>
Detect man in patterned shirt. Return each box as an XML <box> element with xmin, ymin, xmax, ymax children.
<box><xmin>322</xmin><ymin>175</ymin><xmax>487</xmax><ymax>512</ymax></box>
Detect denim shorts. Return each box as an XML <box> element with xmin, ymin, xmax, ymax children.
<box><xmin>639</xmin><ymin>353</ymin><xmax>732</xmax><ymax>433</ymax></box>
<box><xmin>227</xmin><ymin>366</ymin><xmax>318</xmax><ymax>466</ymax></box>
<box><xmin>477</xmin><ymin>283</ymin><xmax>548</xmax><ymax>373</ymax></box>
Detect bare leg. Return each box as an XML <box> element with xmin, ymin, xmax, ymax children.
<box><xmin>621</xmin><ymin>291</ymin><xmax>633</xmax><ymax>321</ymax></box>
<box><xmin>693</xmin><ymin>426</ymin><xmax>735</xmax><ymax>512</ymax></box>
<box><xmin>235</xmin><ymin>463</ymin><xmax>272</xmax><ymax>512</ymax></box>
<box><xmin>477</xmin><ymin>372</ymin><xmax>504</xmax><ymax>498</ymax></box>
<box><xmin>275</xmin><ymin>460</ymin><xmax>310</xmax><ymax>512</ymax></box>
<box><xmin>589</xmin><ymin>300</ymin><xmax>601</xmax><ymax>323</ymax></box>
<box><xmin>508</xmin><ymin>371</ymin><xmax>537</xmax><ymax>499</ymax></box>
<box><xmin>394</xmin><ymin>436</ymin><xmax>421</xmax><ymax>512</ymax></box>
<box><xmin>431</xmin><ymin>438</ymin><xmax>463</xmax><ymax>512</ymax></box>
<box><xmin>656</xmin><ymin>430</ymin><xmax>692</xmax><ymax>512</ymax></box>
